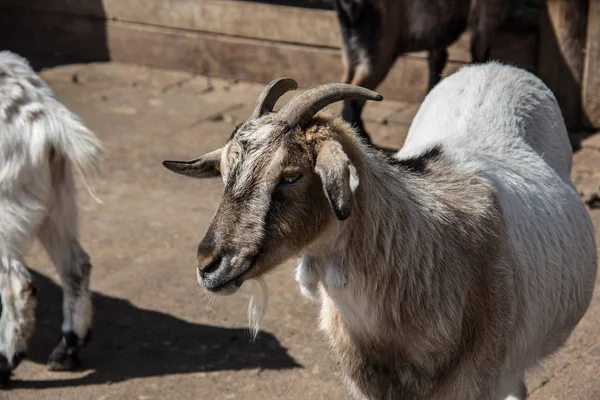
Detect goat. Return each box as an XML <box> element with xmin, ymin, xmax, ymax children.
<box><xmin>0</xmin><ymin>51</ymin><xmax>102</xmax><ymax>385</ymax></box>
<box><xmin>334</xmin><ymin>0</ymin><xmax>508</xmax><ymax>143</ymax></box>
<box><xmin>163</xmin><ymin>63</ymin><xmax>597</xmax><ymax>399</ymax></box>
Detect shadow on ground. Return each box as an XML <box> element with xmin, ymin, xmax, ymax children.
<box><xmin>8</xmin><ymin>270</ymin><xmax>300</xmax><ymax>389</ymax></box>
<box><xmin>0</xmin><ymin>0</ymin><xmax>110</xmax><ymax>72</ymax></box>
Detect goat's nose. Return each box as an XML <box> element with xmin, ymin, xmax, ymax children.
<box><xmin>198</xmin><ymin>254</ymin><xmax>222</xmax><ymax>278</ymax></box>
<box><xmin>196</xmin><ymin>239</ymin><xmax>222</xmax><ymax>278</ymax></box>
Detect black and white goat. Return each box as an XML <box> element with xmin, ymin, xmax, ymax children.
<box><xmin>0</xmin><ymin>51</ymin><xmax>102</xmax><ymax>385</ymax></box>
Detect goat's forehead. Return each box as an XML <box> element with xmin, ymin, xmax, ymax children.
<box><xmin>231</xmin><ymin>123</ymin><xmax>304</xmax><ymax>163</ymax></box>
<box><xmin>237</xmin><ymin>123</ymin><xmax>279</xmax><ymax>144</ymax></box>
<box><xmin>226</xmin><ymin>133</ymin><xmax>288</xmax><ymax>196</ymax></box>
<box><xmin>242</xmin><ymin>143</ymin><xmax>286</xmax><ymax>173</ymax></box>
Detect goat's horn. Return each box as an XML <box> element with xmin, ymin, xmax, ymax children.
<box><xmin>251</xmin><ymin>77</ymin><xmax>299</xmax><ymax>119</ymax></box>
<box><xmin>275</xmin><ymin>83</ymin><xmax>382</xmax><ymax>128</ymax></box>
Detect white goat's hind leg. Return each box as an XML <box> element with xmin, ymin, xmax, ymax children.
<box><xmin>37</xmin><ymin>167</ymin><xmax>92</xmax><ymax>371</ymax></box>
<box><xmin>0</xmin><ymin>257</ymin><xmax>36</xmax><ymax>385</ymax></box>
<box><xmin>38</xmin><ymin>221</ymin><xmax>92</xmax><ymax>371</ymax></box>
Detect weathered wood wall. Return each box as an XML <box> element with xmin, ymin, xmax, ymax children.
<box><xmin>0</xmin><ymin>0</ymin><xmax>538</xmax><ymax>104</ymax></box>
<box><xmin>0</xmin><ymin>0</ymin><xmax>597</xmax><ymax>128</ymax></box>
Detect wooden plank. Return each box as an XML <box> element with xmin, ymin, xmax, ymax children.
<box><xmin>0</xmin><ymin>7</ymin><xmax>111</xmax><ymax>61</ymax></box>
<box><xmin>2</xmin><ymin>0</ymin><xmax>343</xmax><ymax>48</ymax></box>
<box><xmin>582</xmin><ymin>0</ymin><xmax>600</xmax><ymax>128</ymax></box>
<box><xmin>243</xmin><ymin>0</ymin><xmax>333</xmax><ymax>9</ymax></box>
<box><xmin>105</xmin><ymin>23</ymin><xmax>464</xmax><ymax>103</ymax></box>
<box><xmin>0</xmin><ymin>7</ymin><xmax>463</xmax><ymax>103</ymax></box>
<box><xmin>0</xmin><ymin>6</ymin><xmax>536</xmax><ymax>101</ymax></box>
<box><xmin>537</xmin><ymin>0</ymin><xmax>589</xmax><ymax>128</ymax></box>
<box><xmin>1</xmin><ymin>1</ymin><xmax>481</xmax><ymax>63</ymax></box>
<box><xmin>2</xmin><ymin>1</ymin><xmax>538</xmax><ymax>68</ymax></box>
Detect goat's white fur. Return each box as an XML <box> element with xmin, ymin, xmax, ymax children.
<box><xmin>297</xmin><ymin>62</ymin><xmax>596</xmax><ymax>399</ymax></box>
<box><xmin>248</xmin><ymin>278</ymin><xmax>268</xmax><ymax>339</ymax></box>
<box><xmin>0</xmin><ymin>51</ymin><xmax>102</xmax><ymax>373</ymax></box>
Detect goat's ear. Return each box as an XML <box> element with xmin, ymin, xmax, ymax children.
<box><xmin>314</xmin><ymin>141</ymin><xmax>359</xmax><ymax>221</ymax></box>
<box><xmin>162</xmin><ymin>148</ymin><xmax>223</xmax><ymax>178</ymax></box>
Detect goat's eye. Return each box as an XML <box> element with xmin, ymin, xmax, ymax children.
<box><xmin>279</xmin><ymin>173</ymin><xmax>302</xmax><ymax>185</ymax></box>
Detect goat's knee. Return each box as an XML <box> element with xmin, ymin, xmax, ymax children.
<box><xmin>340</xmin><ymin>52</ymin><xmax>354</xmax><ymax>84</ymax></box>
<box><xmin>61</xmin><ymin>256</ymin><xmax>93</xmax><ymax>339</ymax></box>
<box><xmin>341</xmin><ymin>67</ymin><xmax>352</xmax><ymax>85</ymax></box>
<box><xmin>0</xmin><ymin>259</ymin><xmax>36</xmax><ymax>386</ymax></box>
<box><xmin>345</xmin><ymin>57</ymin><xmax>394</xmax><ymax>143</ymax></box>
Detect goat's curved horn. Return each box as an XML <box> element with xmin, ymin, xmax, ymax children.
<box><xmin>275</xmin><ymin>83</ymin><xmax>382</xmax><ymax>128</ymax></box>
<box><xmin>251</xmin><ymin>77</ymin><xmax>299</xmax><ymax>119</ymax></box>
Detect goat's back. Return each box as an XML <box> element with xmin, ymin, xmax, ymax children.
<box><xmin>400</xmin><ymin>62</ymin><xmax>572</xmax><ymax>177</ymax></box>
<box><xmin>0</xmin><ymin>51</ymin><xmax>101</xmax><ymax>188</ymax></box>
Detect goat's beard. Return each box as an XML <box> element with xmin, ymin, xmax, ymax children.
<box><xmin>248</xmin><ymin>277</ymin><xmax>268</xmax><ymax>340</ymax></box>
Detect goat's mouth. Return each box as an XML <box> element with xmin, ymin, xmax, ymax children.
<box><xmin>197</xmin><ymin>259</ymin><xmax>255</xmax><ymax>296</ymax></box>
<box><xmin>208</xmin><ymin>277</ymin><xmax>243</xmax><ymax>295</ymax></box>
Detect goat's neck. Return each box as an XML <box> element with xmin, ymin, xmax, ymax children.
<box><xmin>304</xmin><ymin>132</ymin><xmax>499</xmax><ymax>340</ymax></box>
<box><xmin>314</xmin><ymin>144</ymin><xmax>437</xmax><ymax>279</ymax></box>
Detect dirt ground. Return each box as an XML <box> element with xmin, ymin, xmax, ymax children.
<box><xmin>3</xmin><ymin>62</ymin><xmax>600</xmax><ymax>400</ymax></box>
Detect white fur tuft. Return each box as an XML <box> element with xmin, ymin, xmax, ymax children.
<box><xmin>46</xmin><ymin>104</ymin><xmax>104</xmax><ymax>203</ymax></box>
<box><xmin>349</xmin><ymin>164</ymin><xmax>359</xmax><ymax>193</ymax></box>
<box><xmin>248</xmin><ymin>278</ymin><xmax>268</xmax><ymax>340</ymax></box>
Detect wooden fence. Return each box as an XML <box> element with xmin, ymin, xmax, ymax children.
<box><xmin>0</xmin><ymin>0</ymin><xmax>598</xmax><ymax>129</ymax></box>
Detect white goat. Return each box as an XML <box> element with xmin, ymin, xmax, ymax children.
<box><xmin>0</xmin><ymin>51</ymin><xmax>102</xmax><ymax>385</ymax></box>
<box><xmin>163</xmin><ymin>63</ymin><xmax>597</xmax><ymax>399</ymax></box>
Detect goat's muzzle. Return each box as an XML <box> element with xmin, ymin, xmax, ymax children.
<box><xmin>196</xmin><ymin>242</ymin><xmax>250</xmax><ymax>295</ymax></box>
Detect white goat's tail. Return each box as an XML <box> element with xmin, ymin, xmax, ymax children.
<box><xmin>44</xmin><ymin>103</ymin><xmax>103</xmax><ymax>202</ymax></box>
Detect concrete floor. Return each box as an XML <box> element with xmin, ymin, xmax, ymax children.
<box><xmin>4</xmin><ymin>62</ymin><xmax>600</xmax><ymax>399</ymax></box>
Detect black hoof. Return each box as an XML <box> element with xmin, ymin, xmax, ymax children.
<box><xmin>0</xmin><ymin>355</ymin><xmax>11</xmax><ymax>388</ymax></box>
<box><xmin>0</xmin><ymin>351</ymin><xmax>26</xmax><ymax>388</ymax></box>
<box><xmin>0</xmin><ymin>371</ymin><xmax>10</xmax><ymax>389</ymax></box>
<box><xmin>46</xmin><ymin>332</ymin><xmax>82</xmax><ymax>371</ymax></box>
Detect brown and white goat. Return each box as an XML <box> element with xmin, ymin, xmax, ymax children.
<box><xmin>334</xmin><ymin>0</ymin><xmax>508</xmax><ymax>142</ymax></box>
<box><xmin>164</xmin><ymin>65</ymin><xmax>596</xmax><ymax>399</ymax></box>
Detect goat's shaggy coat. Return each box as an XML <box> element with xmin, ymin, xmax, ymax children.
<box><xmin>164</xmin><ymin>63</ymin><xmax>597</xmax><ymax>400</ymax></box>
<box><xmin>0</xmin><ymin>51</ymin><xmax>101</xmax><ymax>384</ymax></box>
